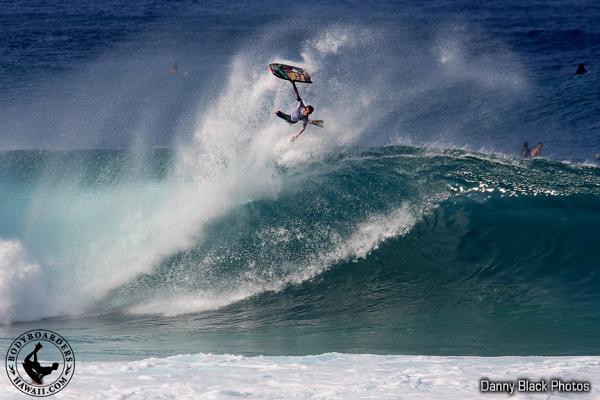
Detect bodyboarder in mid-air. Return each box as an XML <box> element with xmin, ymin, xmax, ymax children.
<box><xmin>276</xmin><ymin>81</ymin><xmax>315</xmax><ymax>141</ymax></box>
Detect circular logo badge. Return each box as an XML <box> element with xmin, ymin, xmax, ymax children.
<box><xmin>5</xmin><ymin>329</ymin><xmax>75</xmax><ymax>397</ymax></box>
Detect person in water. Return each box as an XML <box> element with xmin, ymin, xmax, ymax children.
<box><xmin>521</xmin><ymin>141</ymin><xmax>543</xmax><ymax>158</ymax></box>
<box><xmin>276</xmin><ymin>81</ymin><xmax>314</xmax><ymax>141</ymax></box>
<box><xmin>521</xmin><ymin>142</ymin><xmax>532</xmax><ymax>158</ymax></box>
<box><xmin>575</xmin><ymin>63</ymin><xmax>587</xmax><ymax>75</ymax></box>
<box><xmin>22</xmin><ymin>343</ymin><xmax>59</xmax><ymax>384</ymax></box>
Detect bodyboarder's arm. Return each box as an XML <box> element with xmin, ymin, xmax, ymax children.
<box><xmin>290</xmin><ymin>119</ymin><xmax>309</xmax><ymax>141</ymax></box>
<box><xmin>292</xmin><ymin>81</ymin><xmax>303</xmax><ymax>103</ymax></box>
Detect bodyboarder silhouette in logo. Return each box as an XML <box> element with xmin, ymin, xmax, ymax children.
<box><xmin>22</xmin><ymin>343</ymin><xmax>59</xmax><ymax>384</ymax></box>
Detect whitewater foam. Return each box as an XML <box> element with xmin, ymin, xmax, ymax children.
<box><xmin>0</xmin><ymin>353</ymin><xmax>596</xmax><ymax>400</ymax></box>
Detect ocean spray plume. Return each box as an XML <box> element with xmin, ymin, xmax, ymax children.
<box><xmin>122</xmin><ymin>26</ymin><xmax>410</xmax><ymax>316</ymax></box>
<box><xmin>0</xmin><ymin>239</ymin><xmax>79</xmax><ymax>324</ymax></box>
<box><xmin>2</xmin><ymin>25</ymin><xmax>398</xmax><ymax>323</ymax></box>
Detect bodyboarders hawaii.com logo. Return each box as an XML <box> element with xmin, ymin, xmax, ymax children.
<box><xmin>5</xmin><ymin>329</ymin><xmax>75</xmax><ymax>397</ymax></box>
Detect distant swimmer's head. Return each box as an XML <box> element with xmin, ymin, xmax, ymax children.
<box><xmin>303</xmin><ymin>105</ymin><xmax>314</xmax><ymax>116</ymax></box>
<box><xmin>522</xmin><ymin>141</ymin><xmax>529</xmax><ymax>148</ymax></box>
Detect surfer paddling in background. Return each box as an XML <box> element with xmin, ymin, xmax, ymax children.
<box><xmin>270</xmin><ymin>63</ymin><xmax>324</xmax><ymax>141</ymax></box>
<box><xmin>276</xmin><ymin>81</ymin><xmax>314</xmax><ymax>141</ymax></box>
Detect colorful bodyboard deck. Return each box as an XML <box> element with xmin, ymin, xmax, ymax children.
<box><xmin>269</xmin><ymin>63</ymin><xmax>312</xmax><ymax>83</ymax></box>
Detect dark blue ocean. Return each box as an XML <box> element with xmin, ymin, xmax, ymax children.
<box><xmin>0</xmin><ymin>1</ymin><xmax>599</xmax><ymax>361</ymax></box>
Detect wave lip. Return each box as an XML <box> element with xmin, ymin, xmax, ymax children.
<box><xmin>123</xmin><ymin>203</ymin><xmax>423</xmax><ymax>317</ymax></box>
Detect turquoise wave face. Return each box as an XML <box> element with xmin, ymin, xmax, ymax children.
<box><xmin>1</xmin><ymin>147</ymin><xmax>598</xmax><ymax>356</ymax></box>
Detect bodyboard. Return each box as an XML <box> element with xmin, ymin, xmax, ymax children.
<box><xmin>269</xmin><ymin>63</ymin><xmax>312</xmax><ymax>83</ymax></box>
<box><xmin>530</xmin><ymin>143</ymin><xmax>543</xmax><ymax>158</ymax></box>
